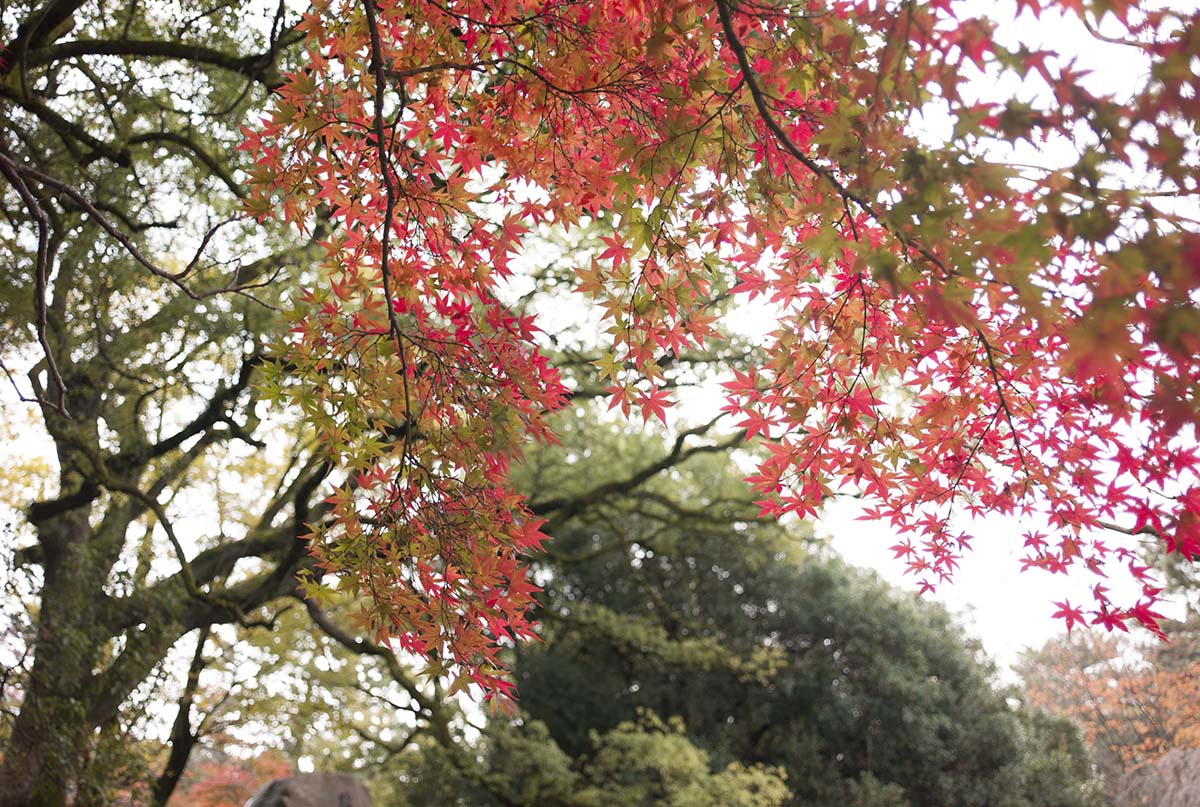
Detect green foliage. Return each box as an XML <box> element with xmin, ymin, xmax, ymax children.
<box><xmin>835</xmin><ymin>773</ymin><xmax>910</xmax><ymax>807</ymax></box>
<box><xmin>155</xmin><ymin>411</ymin><xmax>1102</xmax><ymax>807</ymax></box>
<box><xmin>287</xmin><ymin>412</ymin><xmax>1100</xmax><ymax>807</ymax></box>
<box><xmin>574</xmin><ymin>713</ymin><xmax>788</xmax><ymax>807</ymax></box>
<box><xmin>1012</xmin><ymin>711</ymin><xmax>1105</xmax><ymax>807</ymax></box>
<box><xmin>385</xmin><ymin>715</ymin><xmax>789</xmax><ymax>807</ymax></box>
<box><xmin>506</xmin><ymin>416</ymin><xmax>1101</xmax><ymax>807</ymax></box>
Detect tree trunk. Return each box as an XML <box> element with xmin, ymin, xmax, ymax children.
<box><xmin>152</xmin><ymin>627</ymin><xmax>210</xmax><ymax>807</ymax></box>
<box><xmin>0</xmin><ymin>512</ymin><xmax>103</xmax><ymax>807</ymax></box>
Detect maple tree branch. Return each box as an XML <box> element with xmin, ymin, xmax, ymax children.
<box><xmin>423</xmin><ymin>0</ymin><xmax>549</xmax><ymax>32</ymax></box>
<box><xmin>978</xmin><ymin>331</ymin><xmax>1030</xmax><ymax>483</ymax></box>
<box><xmin>1097</xmin><ymin>520</ymin><xmax>1161</xmax><ymax>539</ymax></box>
<box><xmin>715</xmin><ymin>0</ymin><xmax>950</xmax><ymax>274</ymax></box>
<box><xmin>1078</xmin><ymin>14</ymin><xmax>1149</xmax><ymax>49</ymax></box>
<box><xmin>0</xmin><ymin>147</ymin><xmax>68</xmax><ymax>414</ymax></box>
<box><xmin>362</xmin><ymin>0</ymin><xmax>417</xmax><ymax>471</ymax></box>
<box><xmin>715</xmin><ymin>2</ymin><xmax>865</xmax><ymax>201</ymax></box>
<box><xmin>0</xmin><ymin>0</ymin><xmax>86</xmax><ymax>75</ymax></box>
<box><xmin>718</xmin><ymin>11</ymin><xmax>1046</xmax><ymax>514</ymax></box>
<box><xmin>386</xmin><ymin>59</ymin><xmax>491</xmax><ymax>79</ymax></box>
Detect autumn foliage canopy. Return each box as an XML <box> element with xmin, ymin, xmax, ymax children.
<box><xmin>241</xmin><ymin>0</ymin><xmax>1200</xmax><ymax>695</ymax></box>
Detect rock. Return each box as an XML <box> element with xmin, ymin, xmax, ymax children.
<box><xmin>243</xmin><ymin>772</ymin><xmax>373</xmax><ymax>807</ymax></box>
<box><xmin>1111</xmin><ymin>749</ymin><xmax>1200</xmax><ymax>807</ymax></box>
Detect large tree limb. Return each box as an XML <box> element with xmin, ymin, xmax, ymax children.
<box><xmin>111</xmin><ymin>458</ymin><xmax>331</xmax><ymax>631</ymax></box>
<box><xmin>0</xmin><ymin>0</ymin><xmax>87</xmax><ymax>74</ymax></box>
<box><xmin>127</xmin><ymin>131</ymin><xmax>245</xmax><ymax>198</ymax></box>
<box><xmin>110</xmin><ymin>353</ymin><xmax>263</xmax><ymax>474</ymax></box>
<box><xmin>529</xmin><ymin>417</ymin><xmax>747</xmax><ymax>531</ymax></box>
<box><xmin>301</xmin><ymin>596</ymin><xmax>459</xmax><ymax>746</ymax></box>
<box><xmin>151</xmin><ymin>626</ymin><xmax>211</xmax><ymax>807</ymax></box>
<box><xmin>22</xmin><ymin>35</ymin><xmax>303</xmax><ymax>86</ymax></box>
<box><xmin>0</xmin><ymin>85</ymin><xmax>131</xmax><ymax>165</ymax></box>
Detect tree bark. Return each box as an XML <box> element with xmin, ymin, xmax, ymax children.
<box><xmin>0</xmin><ymin>511</ymin><xmax>103</xmax><ymax>807</ymax></box>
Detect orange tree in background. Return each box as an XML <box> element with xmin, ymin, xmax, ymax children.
<box><xmin>1019</xmin><ymin>621</ymin><xmax>1200</xmax><ymax>778</ymax></box>
<box><xmin>244</xmin><ymin>0</ymin><xmax>1200</xmax><ymax>695</ymax></box>
<box><xmin>168</xmin><ymin>752</ymin><xmax>293</xmax><ymax>807</ymax></box>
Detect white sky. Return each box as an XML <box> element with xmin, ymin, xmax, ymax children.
<box><xmin>819</xmin><ymin>499</ymin><xmax>1178</xmax><ymax>676</ymax></box>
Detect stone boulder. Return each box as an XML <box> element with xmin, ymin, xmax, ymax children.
<box><xmin>243</xmin><ymin>772</ymin><xmax>372</xmax><ymax>807</ymax></box>
<box><xmin>1111</xmin><ymin>749</ymin><xmax>1200</xmax><ymax>807</ymax></box>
